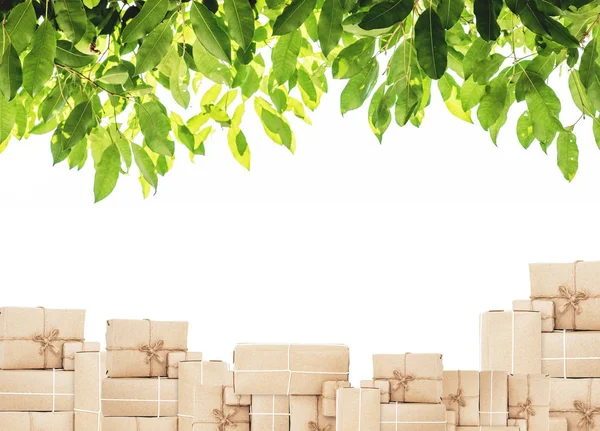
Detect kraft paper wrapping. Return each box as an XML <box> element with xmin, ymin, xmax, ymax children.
<box><xmin>380</xmin><ymin>403</ymin><xmax>446</xmax><ymax>431</ymax></box>
<box><xmin>0</xmin><ymin>306</ymin><xmax>85</xmax><ymax>369</ymax></box>
<box><xmin>190</xmin><ymin>385</ymin><xmax>250</xmax><ymax>431</ymax></box>
<box><xmin>512</xmin><ymin>300</ymin><xmax>555</xmax><ymax>333</ymax></box>
<box><xmin>373</xmin><ymin>354</ymin><xmax>443</xmax><ymax>403</ymax></box>
<box><xmin>479</xmin><ymin>371</ymin><xmax>508</xmax><ymax>426</ymax></box>
<box><xmin>360</xmin><ymin>380</ymin><xmax>390</xmax><ymax>403</ymax></box>
<box><xmin>225</xmin><ymin>386</ymin><xmax>251</xmax><ymax>406</ymax></box>
<box><xmin>0</xmin><ymin>369</ymin><xmax>74</xmax><ymax>411</ymax></box>
<box><xmin>101</xmin><ymin>377</ymin><xmax>178</xmax><ymax>417</ymax></box>
<box><xmin>178</xmin><ymin>361</ymin><xmax>233</xmax><ymax>431</ymax></box>
<box><xmin>289</xmin><ymin>395</ymin><xmax>335</xmax><ymax>431</ymax></box>
<box><xmin>251</xmin><ymin>395</ymin><xmax>291</xmax><ymax>431</ymax></box>
<box><xmin>529</xmin><ymin>261</ymin><xmax>600</xmax><ymax>330</ymax></box>
<box><xmin>549</xmin><ymin>378</ymin><xmax>600</xmax><ymax>431</ymax></box>
<box><xmin>106</xmin><ymin>319</ymin><xmax>188</xmax><ymax>378</ymax></box>
<box><xmin>442</xmin><ymin>371</ymin><xmax>479</xmax><ymax>426</ymax></box>
<box><xmin>542</xmin><ymin>331</ymin><xmax>600</xmax><ymax>378</ymax></box>
<box><xmin>74</xmin><ymin>351</ymin><xmax>105</xmax><ymax>431</ymax></box>
<box><xmin>507</xmin><ymin>419</ymin><xmax>527</xmax><ymax>431</ymax></box>
<box><xmin>167</xmin><ymin>352</ymin><xmax>203</xmax><ymax>379</ymax></box>
<box><xmin>322</xmin><ymin>381</ymin><xmax>351</xmax><ymax>417</ymax></box>
<box><xmin>0</xmin><ymin>412</ymin><xmax>74</xmax><ymax>431</ymax></box>
<box><xmin>456</xmin><ymin>427</ymin><xmax>519</xmax><ymax>431</ymax></box>
<box><xmin>233</xmin><ymin>344</ymin><xmax>349</xmax><ymax>395</ymax></box>
<box><xmin>507</xmin><ymin>375</ymin><xmax>550</xmax><ymax>431</ymax></box>
<box><xmin>63</xmin><ymin>341</ymin><xmax>101</xmax><ymax>371</ymax></box>
<box><xmin>549</xmin><ymin>418</ymin><xmax>567</xmax><ymax>431</ymax></box>
<box><xmin>336</xmin><ymin>388</ymin><xmax>380</xmax><ymax>431</ymax></box>
<box><xmin>447</xmin><ymin>411</ymin><xmax>457</xmax><ymax>431</ymax></box>
<box><xmin>102</xmin><ymin>417</ymin><xmax>178</xmax><ymax>431</ymax></box>
<box><xmin>480</xmin><ymin>311</ymin><xmax>542</xmax><ymax>375</ymax></box>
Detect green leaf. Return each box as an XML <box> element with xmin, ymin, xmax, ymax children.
<box><xmin>557</xmin><ymin>130</ymin><xmax>578</xmax><ymax>181</ymax></box>
<box><xmin>272</xmin><ymin>30</ymin><xmax>303</xmax><ymax>84</ymax></box>
<box><xmin>460</xmin><ymin>76</ymin><xmax>486</xmax><ymax>111</ymax></box>
<box><xmin>415</xmin><ymin>8</ymin><xmax>447</xmax><ymax>79</ymax></box>
<box><xmin>132</xmin><ymin>143</ymin><xmax>158</xmax><ymax>191</ymax></box>
<box><xmin>254</xmin><ymin>97</ymin><xmax>295</xmax><ymax>151</ymax></box>
<box><xmin>472</xmin><ymin>53</ymin><xmax>504</xmax><ymax>85</ymax></box>
<box><xmin>437</xmin><ymin>0</ymin><xmax>464</xmax><ymax>29</ymax></box>
<box><xmin>53</xmin><ymin>0</ymin><xmax>88</xmax><ymax>44</ymax></box>
<box><xmin>545</xmin><ymin>18</ymin><xmax>579</xmax><ymax>48</ymax></box>
<box><xmin>191</xmin><ymin>1</ymin><xmax>232</xmax><ymax>63</ymax></box>
<box><xmin>395</xmin><ymin>81</ymin><xmax>421</xmax><ymax>126</ymax></box>
<box><xmin>359</xmin><ymin>0</ymin><xmax>413</xmax><ymax>30</ymax></box>
<box><xmin>525</xmin><ymin>74</ymin><xmax>562</xmax><ymax>148</ymax></box>
<box><xmin>192</xmin><ymin>42</ymin><xmax>233</xmax><ymax>85</ymax></box>
<box><xmin>340</xmin><ymin>60</ymin><xmax>379</xmax><ymax>114</ymax></box>
<box><xmin>0</xmin><ymin>98</ymin><xmax>16</xmax><ymax>143</ymax></box>
<box><xmin>99</xmin><ymin>65</ymin><xmax>130</xmax><ymax>85</ymax></box>
<box><xmin>55</xmin><ymin>41</ymin><xmax>97</xmax><ymax>68</ymax></box>
<box><xmin>368</xmin><ymin>84</ymin><xmax>392</xmax><ymax>142</ymax></box>
<box><xmin>473</xmin><ymin>0</ymin><xmax>502</xmax><ymax>41</ymax></box>
<box><xmin>1</xmin><ymin>0</ymin><xmax>36</xmax><ymax>54</ymax></box>
<box><xmin>41</xmin><ymin>84</ymin><xmax>70</xmax><ymax>122</ymax></box>
<box><xmin>94</xmin><ymin>144</ymin><xmax>121</xmax><ymax>202</ymax></box>
<box><xmin>63</xmin><ymin>99</ymin><xmax>95</xmax><ymax>150</ymax></box>
<box><xmin>135</xmin><ymin>21</ymin><xmax>173</xmax><ymax>75</ymax></box>
<box><xmin>463</xmin><ymin>38</ymin><xmax>492</xmax><ymax>79</ymax></box>
<box><xmin>517</xmin><ymin>111</ymin><xmax>534</xmax><ymax>149</ymax></box>
<box><xmin>318</xmin><ymin>0</ymin><xmax>344</xmax><ymax>57</ymax></box>
<box><xmin>227</xmin><ymin>125</ymin><xmax>251</xmax><ymax>169</ymax></box>
<box><xmin>122</xmin><ymin>0</ymin><xmax>168</xmax><ymax>43</ymax></box>
<box><xmin>297</xmin><ymin>67</ymin><xmax>318</xmax><ymax>110</ymax></box>
<box><xmin>477</xmin><ymin>76</ymin><xmax>507</xmax><ymax>130</ymax></box>
<box><xmin>273</xmin><ymin>0</ymin><xmax>318</xmax><ymax>35</ymax></box>
<box><xmin>224</xmin><ymin>0</ymin><xmax>255</xmax><ymax>51</ymax></box>
<box><xmin>579</xmin><ymin>39</ymin><xmax>597</xmax><ymax>89</ymax></box>
<box><xmin>23</xmin><ymin>21</ymin><xmax>57</xmax><ymax>97</ymax></box>
<box><xmin>568</xmin><ymin>70</ymin><xmax>593</xmax><ymax>115</ymax></box>
<box><xmin>107</xmin><ymin>124</ymin><xmax>132</xmax><ymax>171</ymax></box>
<box><xmin>438</xmin><ymin>73</ymin><xmax>472</xmax><ymax>123</ymax></box>
<box><xmin>170</xmin><ymin>55</ymin><xmax>191</xmax><ymax>108</ymax></box>
<box><xmin>136</xmin><ymin>101</ymin><xmax>173</xmax><ymax>156</ymax></box>
<box><xmin>333</xmin><ymin>38</ymin><xmax>376</xmax><ymax>79</ymax></box>
<box><xmin>0</xmin><ymin>45</ymin><xmax>22</xmax><ymax>102</ymax></box>
<box><xmin>520</xmin><ymin>2</ymin><xmax>550</xmax><ymax>36</ymax></box>
<box><xmin>593</xmin><ymin>117</ymin><xmax>600</xmax><ymax>150</ymax></box>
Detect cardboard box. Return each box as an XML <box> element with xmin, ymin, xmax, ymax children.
<box><xmin>0</xmin><ymin>306</ymin><xmax>85</xmax><ymax>369</ymax></box>
<box><xmin>508</xmin><ymin>375</ymin><xmax>550</xmax><ymax>431</ymax></box>
<box><xmin>542</xmin><ymin>331</ymin><xmax>600</xmax><ymax>378</ymax></box>
<box><xmin>373</xmin><ymin>354</ymin><xmax>443</xmax><ymax>403</ymax></box>
<box><xmin>360</xmin><ymin>380</ymin><xmax>390</xmax><ymax>403</ymax></box>
<box><xmin>251</xmin><ymin>395</ymin><xmax>290</xmax><ymax>431</ymax></box>
<box><xmin>550</xmin><ymin>378</ymin><xmax>600</xmax><ymax>431</ymax></box>
<box><xmin>322</xmin><ymin>381</ymin><xmax>351</xmax><ymax>417</ymax></box>
<box><xmin>480</xmin><ymin>311</ymin><xmax>542</xmax><ymax>375</ymax></box>
<box><xmin>63</xmin><ymin>341</ymin><xmax>101</xmax><ymax>371</ymax></box>
<box><xmin>225</xmin><ymin>386</ymin><xmax>251</xmax><ymax>406</ymax></box>
<box><xmin>290</xmin><ymin>395</ymin><xmax>335</xmax><ymax>431</ymax></box>
<box><xmin>530</xmin><ymin>261</ymin><xmax>600</xmax><ymax>330</ymax></box>
<box><xmin>190</xmin><ymin>385</ymin><xmax>250</xmax><ymax>431</ymax></box>
<box><xmin>233</xmin><ymin>344</ymin><xmax>349</xmax><ymax>395</ymax></box>
<box><xmin>0</xmin><ymin>412</ymin><xmax>73</xmax><ymax>431</ymax></box>
<box><xmin>479</xmin><ymin>371</ymin><xmax>508</xmax><ymax>426</ymax></box>
<box><xmin>550</xmin><ymin>417</ymin><xmax>567</xmax><ymax>431</ymax></box>
<box><xmin>167</xmin><ymin>351</ymin><xmax>203</xmax><ymax>378</ymax></box>
<box><xmin>101</xmin><ymin>377</ymin><xmax>178</xmax><ymax>417</ymax></box>
<box><xmin>380</xmin><ymin>403</ymin><xmax>446</xmax><ymax>431</ymax></box>
<box><xmin>336</xmin><ymin>388</ymin><xmax>380</xmax><ymax>431</ymax></box>
<box><xmin>106</xmin><ymin>319</ymin><xmax>188</xmax><ymax>378</ymax></box>
<box><xmin>0</xmin><ymin>369</ymin><xmax>74</xmax><ymax>411</ymax></box>
<box><xmin>447</xmin><ymin>411</ymin><xmax>457</xmax><ymax>431</ymax></box>
<box><xmin>74</xmin><ymin>351</ymin><xmax>105</xmax><ymax>431</ymax></box>
<box><xmin>442</xmin><ymin>371</ymin><xmax>479</xmax><ymax>426</ymax></box>
<box><xmin>512</xmin><ymin>300</ymin><xmax>555</xmax><ymax>333</ymax></box>
<box><xmin>102</xmin><ymin>417</ymin><xmax>178</xmax><ymax>431</ymax></box>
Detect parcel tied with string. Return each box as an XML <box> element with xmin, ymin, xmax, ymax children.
<box><xmin>101</xmin><ymin>377</ymin><xmax>178</xmax><ymax>417</ymax></box>
<box><xmin>508</xmin><ymin>374</ymin><xmax>550</xmax><ymax>431</ymax></box>
<box><xmin>63</xmin><ymin>341</ymin><xmax>101</xmax><ymax>371</ymax></box>
<box><xmin>380</xmin><ymin>402</ymin><xmax>447</xmax><ymax>431</ymax></box>
<box><xmin>442</xmin><ymin>370</ymin><xmax>479</xmax><ymax>426</ymax></box>
<box><xmin>251</xmin><ymin>395</ymin><xmax>291</xmax><ymax>431</ymax></box>
<box><xmin>549</xmin><ymin>378</ymin><xmax>600</xmax><ymax>431</ymax></box>
<box><xmin>373</xmin><ymin>353</ymin><xmax>443</xmax><ymax>403</ymax></box>
<box><xmin>0</xmin><ymin>306</ymin><xmax>85</xmax><ymax>369</ymax></box>
<box><xmin>191</xmin><ymin>385</ymin><xmax>250</xmax><ymax>431</ymax></box>
<box><xmin>336</xmin><ymin>388</ymin><xmax>381</xmax><ymax>431</ymax></box>
<box><xmin>102</xmin><ymin>417</ymin><xmax>178</xmax><ymax>431</ymax></box>
<box><xmin>289</xmin><ymin>394</ymin><xmax>335</xmax><ymax>431</ymax></box>
<box><xmin>74</xmin><ymin>351</ymin><xmax>105</xmax><ymax>431</ymax></box>
<box><xmin>0</xmin><ymin>369</ymin><xmax>74</xmax><ymax>411</ymax></box>
<box><xmin>512</xmin><ymin>300</ymin><xmax>555</xmax><ymax>333</ymax></box>
<box><xmin>106</xmin><ymin>319</ymin><xmax>188</xmax><ymax>378</ymax></box>
<box><xmin>321</xmin><ymin>380</ymin><xmax>351</xmax><ymax>416</ymax></box>
<box><xmin>479</xmin><ymin>371</ymin><xmax>508</xmax><ymax>426</ymax></box>
<box><xmin>542</xmin><ymin>331</ymin><xmax>600</xmax><ymax>378</ymax></box>
<box><xmin>0</xmin><ymin>412</ymin><xmax>74</xmax><ymax>431</ymax></box>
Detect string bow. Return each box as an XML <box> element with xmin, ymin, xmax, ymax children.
<box><xmin>213</xmin><ymin>408</ymin><xmax>238</xmax><ymax>431</ymax></box>
<box><xmin>449</xmin><ymin>388</ymin><xmax>467</xmax><ymax>407</ymax></box>
<box><xmin>558</xmin><ymin>285</ymin><xmax>589</xmax><ymax>314</ymax></box>
<box><xmin>517</xmin><ymin>398</ymin><xmax>536</xmax><ymax>418</ymax></box>
<box><xmin>574</xmin><ymin>401</ymin><xmax>600</xmax><ymax>428</ymax></box>
<box><xmin>139</xmin><ymin>340</ymin><xmax>165</xmax><ymax>364</ymax></box>
<box><xmin>32</xmin><ymin>329</ymin><xmax>60</xmax><ymax>355</ymax></box>
<box><xmin>309</xmin><ymin>421</ymin><xmax>331</xmax><ymax>431</ymax></box>
<box><xmin>392</xmin><ymin>370</ymin><xmax>415</xmax><ymax>391</ymax></box>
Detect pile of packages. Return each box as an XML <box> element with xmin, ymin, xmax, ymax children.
<box><xmin>2</xmin><ymin>260</ymin><xmax>600</xmax><ymax>431</ymax></box>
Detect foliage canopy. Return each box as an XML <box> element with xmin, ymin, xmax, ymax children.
<box><xmin>0</xmin><ymin>0</ymin><xmax>598</xmax><ymax>200</ymax></box>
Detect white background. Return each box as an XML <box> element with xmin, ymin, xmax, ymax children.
<box><xmin>1</xmin><ymin>75</ymin><xmax>600</xmax><ymax>385</ymax></box>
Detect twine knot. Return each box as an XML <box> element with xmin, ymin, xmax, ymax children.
<box><xmin>574</xmin><ymin>401</ymin><xmax>600</xmax><ymax>428</ymax></box>
<box><xmin>309</xmin><ymin>422</ymin><xmax>331</xmax><ymax>431</ymax></box>
<box><xmin>558</xmin><ymin>285</ymin><xmax>589</xmax><ymax>314</ymax></box>
<box><xmin>517</xmin><ymin>398</ymin><xmax>536</xmax><ymax>418</ymax></box>
<box><xmin>32</xmin><ymin>329</ymin><xmax>60</xmax><ymax>355</ymax></box>
<box><xmin>392</xmin><ymin>370</ymin><xmax>415</xmax><ymax>391</ymax></box>
<box><xmin>449</xmin><ymin>388</ymin><xmax>467</xmax><ymax>407</ymax></box>
<box><xmin>139</xmin><ymin>340</ymin><xmax>165</xmax><ymax>364</ymax></box>
<box><xmin>213</xmin><ymin>408</ymin><xmax>238</xmax><ymax>431</ymax></box>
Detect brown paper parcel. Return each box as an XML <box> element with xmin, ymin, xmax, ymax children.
<box><xmin>101</xmin><ymin>377</ymin><xmax>178</xmax><ymax>417</ymax></box>
<box><xmin>373</xmin><ymin>353</ymin><xmax>443</xmax><ymax>403</ymax></box>
<box><xmin>508</xmin><ymin>374</ymin><xmax>550</xmax><ymax>431</ymax></box>
<box><xmin>322</xmin><ymin>381</ymin><xmax>351</xmax><ymax>417</ymax></box>
<box><xmin>106</xmin><ymin>319</ymin><xmax>188</xmax><ymax>378</ymax></box>
<box><xmin>251</xmin><ymin>395</ymin><xmax>291</xmax><ymax>431</ymax></box>
<box><xmin>508</xmin><ymin>418</ymin><xmax>527</xmax><ymax>431</ymax></box>
<box><xmin>190</xmin><ymin>385</ymin><xmax>250</xmax><ymax>431</ymax></box>
<box><xmin>179</xmin><ymin>360</ymin><xmax>233</xmax><ymax>431</ymax></box>
<box><xmin>0</xmin><ymin>412</ymin><xmax>74</xmax><ymax>431</ymax></box>
<box><xmin>103</xmin><ymin>417</ymin><xmax>179</xmax><ymax>431</ymax></box>
<box><xmin>289</xmin><ymin>395</ymin><xmax>335</xmax><ymax>431</ymax></box>
<box><xmin>233</xmin><ymin>344</ymin><xmax>349</xmax><ymax>395</ymax></box>
<box><xmin>542</xmin><ymin>331</ymin><xmax>600</xmax><ymax>378</ymax></box>
<box><xmin>512</xmin><ymin>300</ymin><xmax>555</xmax><ymax>333</ymax></box>
<box><xmin>167</xmin><ymin>351</ymin><xmax>203</xmax><ymax>378</ymax></box>
<box><xmin>529</xmin><ymin>261</ymin><xmax>600</xmax><ymax>330</ymax></box>
<box><xmin>74</xmin><ymin>351</ymin><xmax>105</xmax><ymax>431</ymax></box>
<box><xmin>63</xmin><ymin>341</ymin><xmax>101</xmax><ymax>371</ymax></box>
<box><xmin>549</xmin><ymin>378</ymin><xmax>600</xmax><ymax>431</ymax></box>
<box><xmin>480</xmin><ymin>311</ymin><xmax>542</xmax><ymax>375</ymax></box>
<box><xmin>479</xmin><ymin>371</ymin><xmax>508</xmax><ymax>426</ymax></box>
<box><xmin>457</xmin><ymin>427</ymin><xmax>519</xmax><ymax>431</ymax></box>
<box><xmin>336</xmin><ymin>388</ymin><xmax>380</xmax><ymax>431</ymax></box>
<box><xmin>0</xmin><ymin>306</ymin><xmax>85</xmax><ymax>369</ymax></box>
<box><xmin>447</xmin><ymin>411</ymin><xmax>457</xmax><ymax>431</ymax></box>
<box><xmin>225</xmin><ymin>386</ymin><xmax>251</xmax><ymax>406</ymax></box>
<box><xmin>549</xmin><ymin>417</ymin><xmax>567</xmax><ymax>431</ymax></box>
<box><xmin>442</xmin><ymin>371</ymin><xmax>479</xmax><ymax>426</ymax></box>
<box><xmin>0</xmin><ymin>369</ymin><xmax>74</xmax><ymax>411</ymax></box>
<box><xmin>380</xmin><ymin>403</ymin><xmax>446</xmax><ymax>431</ymax></box>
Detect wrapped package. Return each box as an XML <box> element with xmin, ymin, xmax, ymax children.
<box><xmin>102</xmin><ymin>417</ymin><xmax>178</xmax><ymax>431</ymax></box>
<box><xmin>447</xmin><ymin>411</ymin><xmax>457</xmax><ymax>431</ymax></box>
<box><xmin>512</xmin><ymin>300</ymin><xmax>555</xmax><ymax>333</ymax></box>
<box><xmin>373</xmin><ymin>353</ymin><xmax>443</xmax><ymax>403</ymax></box>
<box><xmin>106</xmin><ymin>319</ymin><xmax>188</xmax><ymax>378</ymax></box>
<box><xmin>0</xmin><ymin>412</ymin><xmax>73</xmax><ymax>431</ymax></box>
<box><xmin>549</xmin><ymin>378</ymin><xmax>600</xmax><ymax>431</ymax></box>
<box><xmin>337</xmin><ymin>388</ymin><xmax>380</xmax><ymax>431</ymax></box>
<box><xmin>508</xmin><ymin>375</ymin><xmax>550</xmax><ymax>431</ymax></box>
<box><xmin>289</xmin><ymin>395</ymin><xmax>335</xmax><ymax>431</ymax></box>
<box><xmin>530</xmin><ymin>261</ymin><xmax>600</xmax><ymax>330</ymax></box>
<box><xmin>542</xmin><ymin>331</ymin><xmax>600</xmax><ymax>378</ymax></box>
<box><xmin>321</xmin><ymin>381</ymin><xmax>351</xmax><ymax>417</ymax></box>
<box><xmin>479</xmin><ymin>371</ymin><xmax>508</xmax><ymax>426</ymax></box>
<box><xmin>251</xmin><ymin>395</ymin><xmax>290</xmax><ymax>431</ymax></box>
<box><xmin>189</xmin><ymin>385</ymin><xmax>249</xmax><ymax>431</ymax></box>
<box><xmin>225</xmin><ymin>386</ymin><xmax>251</xmax><ymax>406</ymax></box>
<box><xmin>167</xmin><ymin>351</ymin><xmax>203</xmax><ymax>378</ymax></box>
<box><xmin>360</xmin><ymin>380</ymin><xmax>390</xmax><ymax>403</ymax></box>
<box><xmin>233</xmin><ymin>344</ymin><xmax>349</xmax><ymax>395</ymax></box>
<box><xmin>0</xmin><ymin>369</ymin><xmax>74</xmax><ymax>411</ymax></box>
<box><xmin>442</xmin><ymin>371</ymin><xmax>479</xmax><ymax>426</ymax></box>
<box><xmin>63</xmin><ymin>341</ymin><xmax>101</xmax><ymax>371</ymax></box>
<box><xmin>74</xmin><ymin>351</ymin><xmax>105</xmax><ymax>431</ymax></box>
<box><xmin>457</xmin><ymin>428</ymin><xmax>518</xmax><ymax>431</ymax></box>
<box><xmin>0</xmin><ymin>306</ymin><xmax>85</xmax><ymax>369</ymax></box>
<box><xmin>480</xmin><ymin>311</ymin><xmax>541</xmax><ymax>375</ymax></box>
<box><xmin>101</xmin><ymin>377</ymin><xmax>178</xmax><ymax>417</ymax></box>
<box><xmin>550</xmin><ymin>418</ymin><xmax>567</xmax><ymax>431</ymax></box>
<box><xmin>380</xmin><ymin>403</ymin><xmax>446</xmax><ymax>431</ymax></box>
